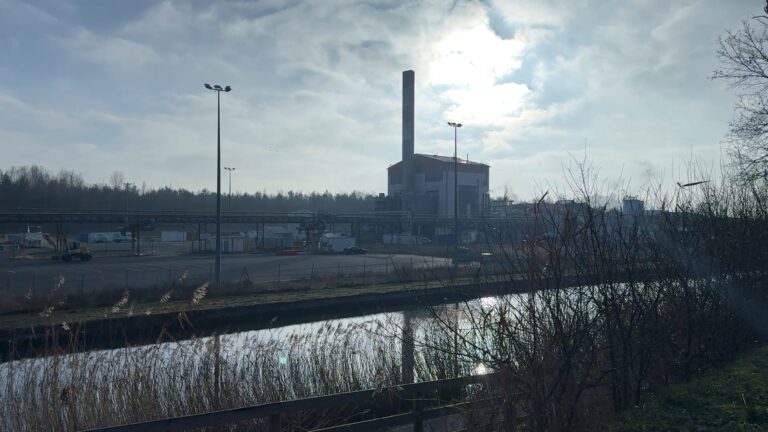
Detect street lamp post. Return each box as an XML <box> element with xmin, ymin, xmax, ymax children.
<box><xmin>447</xmin><ymin>122</ymin><xmax>463</xmax><ymax>251</ymax></box>
<box><xmin>124</xmin><ymin>182</ymin><xmax>134</xmax><ymax>255</ymax></box>
<box><xmin>204</xmin><ymin>83</ymin><xmax>232</xmax><ymax>290</ymax></box>
<box><xmin>123</xmin><ymin>182</ymin><xmax>133</xmax><ymax>213</ymax></box>
<box><xmin>224</xmin><ymin>167</ymin><xmax>235</xmax><ymax>211</ymax></box>
<box><xmin>224</xmin><ymin>166</ymin><xmax>235</xmax><ymax>237</ymax></box>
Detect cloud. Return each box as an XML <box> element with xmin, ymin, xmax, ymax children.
<box><xmin>0</xmin><ymin>91</ymin><xmax>73</xmax><ymax>131</ymax></box>
<box><xmin>0</xmin><ymin>0</ymin><xmax>760</xmax><ymax>198</ymax></box>
<box><xmin>55</xmin><ymin>27</ymin><xmax>159</xmax><ymax>73</ymax></box>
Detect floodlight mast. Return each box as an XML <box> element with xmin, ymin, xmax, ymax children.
<box><xmin>447</xmin><ymin>121</ymin><xmax>463</xmax><ymax>259</ymax></box>
<box><xmin>204</xmin><ymin>83</ymin><xmax>232</xmax><ymax>290</ymax></box>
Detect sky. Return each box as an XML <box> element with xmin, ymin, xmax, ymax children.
<box><xmin>0</xmin><ymin>0</ymin><xmax>759</xmax><ymax>200</ymax></box>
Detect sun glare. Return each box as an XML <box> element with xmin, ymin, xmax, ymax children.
<box><xmin>429</xmin><ymin>24</ymin><xmax>529</xmax><ymax>126</ymax></box>
<box><xmin>429</xmin><ymin>25</ymin><xmax>524</xmax><ymax>88</ymax></box>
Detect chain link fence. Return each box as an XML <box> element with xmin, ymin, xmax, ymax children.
<box><xmin>0</xmin><ymin>254</ymin><xmax>505</xmax><ymax>314</ymax></box>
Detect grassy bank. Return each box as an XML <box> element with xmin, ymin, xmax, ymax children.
<box><xmin>613</xmin><ymin>343</ymin><xmax>768</xmax><ymax>431</ymax></box>
<box><xmin>0</xmin><ymin>274</ymin><xmax>489</xmax><ymax>332</ymax></box>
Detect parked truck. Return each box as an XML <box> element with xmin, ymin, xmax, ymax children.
<box><xmin>62</xmin><ymin>241</ymin><xmax>92</xmax><ymax>262</ymax></box>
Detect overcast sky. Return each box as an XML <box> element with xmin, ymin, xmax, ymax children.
<box><xmin>0</xmin><ymin>0</ymin><xmax>759</xmax><ymax>199</ymax></box>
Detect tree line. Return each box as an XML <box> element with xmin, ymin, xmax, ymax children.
<box><xmin>0</xmin><ymin>165</ymin><xmax>375</xmax><ymax>213</ymax></box>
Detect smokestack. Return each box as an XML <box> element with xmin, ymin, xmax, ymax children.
<box><xmin>402</xmin><ymin>70</ymin><xmax>414</xmax><ymax>197</ymax></box>
<box><xmin>402</xmin><ymin>70</ymin><xmax>415</xmax><ymax>161</ymax></box>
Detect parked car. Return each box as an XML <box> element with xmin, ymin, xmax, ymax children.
<box><xmin>342</xmin><ymin>246</ymin><xmax>367</xmax><ymax>255</ymax></box>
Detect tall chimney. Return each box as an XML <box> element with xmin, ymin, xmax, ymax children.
<box><xmin>402</xmin><ymin>70</ymin><xmax>415</xmax><ymax>197</ymax></box>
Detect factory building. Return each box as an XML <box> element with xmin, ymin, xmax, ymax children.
<box><xmin>386</xmin><ymin>70</ymin><xmax>490</xmax><ymax>218</ymax></box>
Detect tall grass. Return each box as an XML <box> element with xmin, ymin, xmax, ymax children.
<box><xmin>1</xmin><ymin>311</ymin><xmax>481</xmax><ymax>431</ymax></box>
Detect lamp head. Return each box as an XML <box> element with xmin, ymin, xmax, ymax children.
<box><xmin>204</xmin><ymin>83</ymin><xmax>213</xmax><ymax>90</ymax></box>
<box><xmin>224</xmin><ymin>85</ymin><xmax>231</xmax><ymax>92</ymax></box>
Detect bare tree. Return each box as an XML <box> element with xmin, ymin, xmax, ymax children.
<box><xmin>109</xmin><ymin>170</ymin><xmax>126</xmax><ymax>190</ymax></box>
<box><xmin>713</xmin><ymin>3</ymin><xmax>768</xmax><ymax>179</ymax></box>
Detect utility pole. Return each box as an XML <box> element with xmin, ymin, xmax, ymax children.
<box><xmin>204</xmin><ymin>83</ymin><xmax>232</xmax><ymax>290</ymax></box>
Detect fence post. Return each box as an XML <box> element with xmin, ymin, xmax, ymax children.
<box><xmin>413</xmin><ymin>390</ymin><xmax>424</xmax><ymax>432</ymax></box>
<box><xmin>309</xmin><ymin>263</ymin><xmax>314</xmax><ymax>289</ymax></box>
<box><xmin>31</xmin><ymin>273</ymin><xmax>36</xmax><ymax>301</ymax></box>
<box><xmin>337</xmin><ymin>264</ymin><xmax>342</xmax><ymax>287</ymax></box>
<box><xmin>125</xmin><ymin>271</ymin><xmax>128</xmax><ymax>290</ymax></box>
<box><xmin>362</xmin><ymin>260</ymin><xmax>366</xmax><ymax>285</ymax></box>
<box><xmin>80</xmin><ymin>273</ymin><xmax>85</xmax><ymax>297</ymax></box>
<box><xmin>385</xmin><ymin>260</ymin><xmax>389</xmax><ymax>281</ymax></box>
<box><xmin>277</xmin><ymin>264</ymin><xmax>281</xmax><ymax>290</ymax></box>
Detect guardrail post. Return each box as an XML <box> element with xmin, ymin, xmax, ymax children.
<box><xmin>270</xmin><ymin>413</ymin><xmax>281</xmax><ymax>431</ymax></box>
<box><xmin>413</xmin><ymin>390</ymin><xmax>424</xmax><ymax>432</ymax></box>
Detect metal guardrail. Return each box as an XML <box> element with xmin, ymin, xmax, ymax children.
<box><xmin>80</xmin><ymin>373</ymin><xmax>503</xmax><ymax>432</ymax></box>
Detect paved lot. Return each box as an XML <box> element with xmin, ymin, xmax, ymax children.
<box><xmin>0</xmin><ymin>252</ymin><xmax>450</xmax><ymax>297</ymax></box>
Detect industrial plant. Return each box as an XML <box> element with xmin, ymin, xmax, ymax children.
<box><xmin>381</xmin><ymin>70</ymin><xmax>490</xmax><ymax>219</ymax></box>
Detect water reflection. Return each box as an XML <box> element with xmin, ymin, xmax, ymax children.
<box><xmin>1</xmin><ymin>291</ymin><xmax>528</xmax><ymax>394</ymax></box>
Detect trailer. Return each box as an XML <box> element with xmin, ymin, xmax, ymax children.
<box><xmin>319</xmin><ymin>233</ymin><xmax>356</xmax><ymax>253</ymax></box>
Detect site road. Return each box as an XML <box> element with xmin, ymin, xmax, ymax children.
<box><xmin>0</xmin><ymin>253</ymin><xmax>451</xmax><ymax>298</ymax></box>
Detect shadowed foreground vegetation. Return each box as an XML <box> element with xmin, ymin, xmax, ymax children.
<box><xmin>613</xmin><ymin>343</ymin><xmax>768</xmax><ymax>431</ymax></box>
